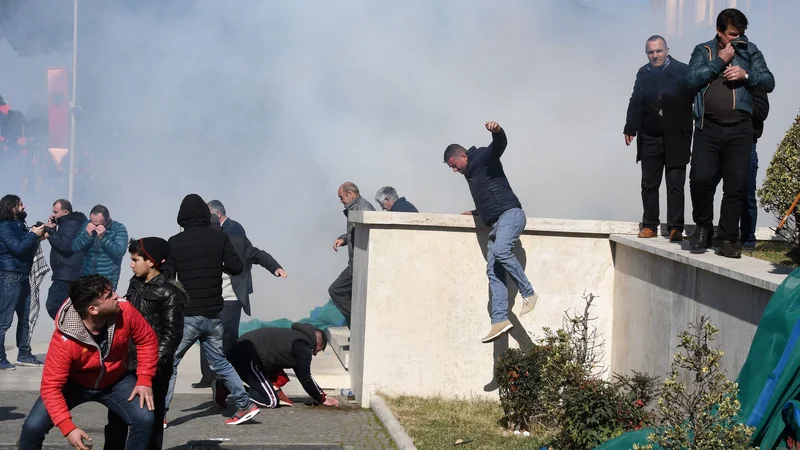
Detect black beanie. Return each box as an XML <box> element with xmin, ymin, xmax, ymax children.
<box><xmin>138</xmin><ymin>237</ymin><xmax>171</xmax><ymax>268</ymax></box>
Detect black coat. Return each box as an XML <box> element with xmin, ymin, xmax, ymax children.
<box><xmin>752</xmin><ymin>88</ymin><xmax>770</xmax><ymax>143</ymax></box>
<box><xmin>464</xmin><ymin>128</ymin><xmax>522</xmax><ymax>226</ymax></box>
<box><xmin>47</xmin><ymin>211</ymin><xmax>87</xmax><ymax>282</ymax></box>
<box><xmin>124</xmin><ymin>272</ymin><xmax>186</xmax><ymax>370</ymax></box>
<box><xmin>163</xmin><ymin>194</ymin><xmax>243</xmax><ymax>318</ymax></box>
<box><xmin>390</xmin><ymin>197</ymin><xmax>419</xmax><ymax>213</ymax></box>
<box><xmin>624</xmin><ymin>56</ymin><xmax>694</xmax><ymax>169</ymax></box>
<box><xmin>222</xmin><ymin>218</ymin><xmax>282</xmax><ymax>317</ymax></box>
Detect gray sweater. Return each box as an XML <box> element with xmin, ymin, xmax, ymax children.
<box><xmin>338</xmin><ymin>196</ymin><xmax>375</xmax><ymax>264</ymax></box>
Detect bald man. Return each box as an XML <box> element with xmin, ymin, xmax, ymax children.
<box><xmin>329</xmin><ymin>182</ymin><xmax>375</xmax><ymax>328</ymax></box>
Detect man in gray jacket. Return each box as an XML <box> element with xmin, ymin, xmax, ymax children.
<box><xmin>328</xmin><ymin>182</ymin><xmax>374</xmax><ymax>328</ymax></box>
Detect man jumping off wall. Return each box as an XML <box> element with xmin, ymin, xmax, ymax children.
<box><xmin>444</xmin><ymin>121</ymin><xmax>540</xmax><ymax>343</ymax></box>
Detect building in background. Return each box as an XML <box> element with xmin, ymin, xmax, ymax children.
<box><xmin>651</xmin><ymin>0</ymin><xmax>772</xmax><ymax>53</ymax></box>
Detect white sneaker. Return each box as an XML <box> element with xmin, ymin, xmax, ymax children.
<box><xmin>520</xmin><ymin>293</ymin><xmax>539</xmax><ymax>317</ymax></box>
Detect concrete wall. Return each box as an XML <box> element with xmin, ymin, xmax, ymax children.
<box><xmin>346</xmin><ymin>212</ymin><xmax>792</xmax><ymax>408</ymax></box>
<box><xmin>609</xmin><ymin>234</ymin><xmax>791</xmax><ymax>382</ymax></box>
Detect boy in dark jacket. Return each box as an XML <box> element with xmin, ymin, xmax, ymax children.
<box><xmin>443</xmin><ymin>122</ymin><xmax>540</xmax><ymax>343</ymax></box>
<box><xmin>220</xmin><ymin>323</ymin><xmax>339</xmax><ymax>409</ymax></box>
<box><xmin>161</xmin><ymin>193</ymin><xmax>258</xmax><ymax>425</ymax></box>
<box><xmin>104</xmin><ymin>237</ymin><xmax>186</xmax><ymax>449</ymax></box>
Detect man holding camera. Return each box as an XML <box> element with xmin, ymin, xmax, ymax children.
<box><xmin>686</xmin><ymin>8</ymin><xmax>775</xmax><ymax>258</ymax></box>
<box><xmin>71</xmin><ymin>205</ymin><xmax>128</xmax><ymax>291</ymax></box>
<box><xmin>44</xmin><ymin>199</ymin><xmax>87</xmax><ymax>319</ymax></box>
<box><xmin>0</xmin><ymin>194</ymin><xmax>47</xmax><ymax>370</ymax></box>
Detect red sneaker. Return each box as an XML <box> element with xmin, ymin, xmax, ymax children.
<box><xmin>276</xmin><ymin>389</ymin><xmax>294</xmax><ymax>407</ymax></box>
<box><xmin>225</xmin><ymin>402</ymin><xmax>260</xmax><ymax>425</ymax></box>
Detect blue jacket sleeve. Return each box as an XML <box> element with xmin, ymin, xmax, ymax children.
<box><xmin>0</xmin><ymin>223</ymin><xmax>37</xmax><ymax>257</ymax></box>
<box><xmin>101</xmin><ymin>223</ymin><xmax>128</xmax><ymax>263</ymax></box>
<box><xmin>745</xmin><ymin>43</ymin><xmax>775</xmax><ymax>93</ymax></box>
<box><xmin>71</xmin><ymin>221</ymin><xmax>93</xmax><ymax>253</ymax></box>
<box><xmin>686</xmin><ymin>45</ymin><xmax>727</xmax><ymax>90</ymax></box>
<box><xmin>47</xmin><ymin>220</ymin><xmax>80</xmax><ymax>254</ymax></box>
<box><xmin>489</xmin><ymin>128</ymin><xmax>508</xmax><ymax>159</ymax></box>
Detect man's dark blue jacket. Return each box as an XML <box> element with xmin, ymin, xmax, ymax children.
<box><xmin>464</xmin><ymin>128</ymin><xmax>522</xmax><ymax>226</ymax></box>
<box><xmin>47</xmin><ymin>211</ymin><xmax>87</xmax><ymax>282</ymax></box>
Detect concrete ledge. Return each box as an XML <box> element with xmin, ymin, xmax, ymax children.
<box><xmin>325</xmin><ymin>326</ymin><xmax>350</xmax><ymax>370</ymax></box>
<box><xmin>370</xmin><ymin>395</ymin><xmax>418</xmax><ymax>450</ymax></box>
<box><xmin>610</xmin><ymin>234</ymin><xmax>793</xmax><ymax>292</ymax></box>
<box><xmin>349</xmin><ymin>211</ymin><xmax>782</xmax><ymax>240</ymax></box>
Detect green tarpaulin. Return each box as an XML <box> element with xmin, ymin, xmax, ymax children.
<box><xmin>238</xmin><ymin>299</ymin><xmax>347</xmax><ymax>336</ymax></box>
<box><xmin>596</xmin><ymin>267</ymin><xmax>800</xmax><ymax>449</ymax></box>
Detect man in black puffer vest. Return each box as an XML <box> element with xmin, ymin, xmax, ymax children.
<box><xmin>161</xmin><ymin>193</ymin><xmax>259</xmax><ymax>426</ymax></box>
<box><xmin>444</xmin><ymin>121</ymin><xmax>540</xmax><ymax>344</ymax></box>
<box><xmin>221</xmin><ymin>323</ymin><xmax>339</xmax><ymax>409</ymax></box>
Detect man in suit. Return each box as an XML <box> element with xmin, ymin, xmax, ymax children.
<box><xmin>624</xmin><ymin>35</ymin><xmax>694</xmax><ymax>242</ymax></box>
<box><xmin>192</xmin><ymin>200</ymin><xmax>287</xmax><ymax>389</ymax></box>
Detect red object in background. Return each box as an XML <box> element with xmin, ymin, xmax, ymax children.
<box><xmin>47</xmin><ymin>66</ymin><xmax>70</xmax><ymax>168</ymax></box>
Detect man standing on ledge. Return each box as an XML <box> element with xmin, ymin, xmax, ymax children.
<box><xmin>329</xmin><ymin>182</ymin><xmax>375</xmax><ymax>328</ymax></box>
<box><xmin>686</xmin><ymin>8</ymin><xmax>775</xmax><ymax>258</ymax></box>
<box><xmin>624</xmin><ymin>35</ymin><xmax>694</xmax><ymax>242</ymax></box>
<box><xmin>444</xmin><ymin>122</ymin><xmax>539</xmax><ymax>343</ymax></box>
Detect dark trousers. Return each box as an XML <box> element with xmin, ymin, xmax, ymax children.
<box><xmin>712</xmin><ymin>143</ymin><xmax>758</xmax><ymax>246</ymax></box>
<box><xmin>19</xmin><ymin>374</ymin><xmax>154</xmax><ymax>450</ymax></box>
<box><xmin>45</xmin><ymin>279</ymin><xmax>71</xmax><ymax>320</ymax></box>
<box><xmin>328</xmin><ymin>265</ymin><xmax>353</xmax><ymax>328</ymax></box>
<box><xmin>199</xmin><ymin>301</ymin><xmax>242</xmax><ymax>383</ymax></box>
<box><xmin>639</xmin><ymin>133</ymin><xmax>686</xmax><ymax>231</ymax></box>
<box><xmin>0</xmin><ymin>270</ymin><xmax>32</xmax><ymax>363</ymax></box>
<box><xmin>104</xmin><ymin>366</ymin><xmax>173</xmax><ymax>450</ymax></box>
<box><xmin>226</xmin><ymin>341</ymin><xmax>279</xmax><ymax>409</ymax></box>
<box><xmin>689</xmin><ymin>119</ymin><xmax>753</xmax><ymax>241</ymax></box>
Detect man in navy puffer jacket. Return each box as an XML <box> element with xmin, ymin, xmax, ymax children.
<box><xmin>71</xmin><ymin>204</ymin><xmax>128</xmax><ymax>291</ymax></box>
<box><xmin>0</xmin><ymin>194</ymin><xmax>47</xmax><ymax>370</ymax></box>
<box><xmin>444</xmin><ymin>122</ymin><xmax>540</xmax><ymax>344</ymax></box>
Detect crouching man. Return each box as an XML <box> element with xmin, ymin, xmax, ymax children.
<box><xmin>18</xmin><ymin>274</ymin><xmax>158</xmax><ymax>450</ymax></box>
<box><xmin>217</xmin><ymin>323</ymin><xmax>340</xmax><ymax>409</ymax></box>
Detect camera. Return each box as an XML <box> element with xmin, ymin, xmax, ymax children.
<box><xmin>33</xmin><ymin>221</ymin><xmax>57</xmax><ymax>235</ymax></box>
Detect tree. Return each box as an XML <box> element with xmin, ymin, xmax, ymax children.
<box><xmin>758</xmin><ymin>111</ymin><xmax>800</xmax><ymax>262</ymax></box>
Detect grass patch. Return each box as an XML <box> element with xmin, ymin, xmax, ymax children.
<box><xmin>749</xmin><ymin>241</ymin><xmax>798</xmax><ymax>268</ymax></box>
<box><xmin>382</xmin><ymin>394</ymin><xmax>553</xmax><ymax>450</ymax></box>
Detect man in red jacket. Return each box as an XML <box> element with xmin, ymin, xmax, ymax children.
<box><xmin>18</xmin><ymin>274</ymin><xmax>158</xmax><ymax>450</ymax></box>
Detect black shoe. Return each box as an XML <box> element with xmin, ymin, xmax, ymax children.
<box><xmin>715</xmin><ymin>239</ymin><xmax>742</xmax><ymax>258</ymax></box>
<box><xmin>192</xmin><ymin>380</ymin><xmax>212</xmax><ymax>389</ymax></box>
<box><xmin>689</xmin><ymin>227</ymin><xmax>712</xmax><ymax>251</ymax></box>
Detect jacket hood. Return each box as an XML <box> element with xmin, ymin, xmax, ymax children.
<box><xmin>177</xmin><ymin>194</ymin><xmax>210</xmax><ymax>228</ymax></box>
<box><xmin>59</xmin><ymin>211</ymin><xmax>87</xmax><ymax>224</ymax></box>
<box><xmin>55</xmin><ymin>299</ymin><xmax>116</xmax><ymax>357</ymax></box>
<box><xmin>291</xmin><ymin>322</ymin><xmax>322</xmax><ymax>350</ymax></box>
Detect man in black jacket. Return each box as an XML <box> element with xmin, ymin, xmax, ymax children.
<box><xmin>624</xmin><ymin>35</ymin><xmax>694</xmax><ymax>242</ymax></box>
<box><xmin>444</xmin><ymin>122</ymin><xmax>539</xmax><ymax>344</ymax></box>
<box><xmin>161</xmin><ymin>193</ymin><xmax>259</xmax><ymax>426</ymax></box>
<box><xmin>220</xmin><ymin>323</ymin><xmax>339</xmax><ymax>409</ymax></box>
<box><xmin>44</xmin><ymin>199</ymin><xmax>87</xmax><ymax>319</ymax></box>
<box><xmin>193</xmin><ymin>199</ymin><xmax>287</xmax><ymax>388</ymax></box>
<box><xmin>105</xmin><ymin>237</ymin><xmax>186</xmax><ymax>449</ymax></box>
<box><xmin>374</xmin><ymin>186</ymin><xmax>419</xmax><ymax>212</ymax></box>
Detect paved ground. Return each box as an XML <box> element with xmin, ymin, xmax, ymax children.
<box><xmin>1</xmin><ymin>342</ymin><xmax>393</xmax><ymax>449</ymax></box>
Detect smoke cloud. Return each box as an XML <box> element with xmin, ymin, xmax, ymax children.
<box><xmin>1</xmin><ymin>0</ymin><xmax>798</xmax><ymax>342</ymax></box>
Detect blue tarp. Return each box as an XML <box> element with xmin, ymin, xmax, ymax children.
<box><xmin>238</xmin><ymin>298</ymin><xmax>347</xmax><ymax>336</ymax></box>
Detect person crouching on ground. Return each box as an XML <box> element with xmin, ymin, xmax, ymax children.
<box><xmin>18</xmin><ymin>274</ymin><xmax>158</xmax><ymax>450</ymax></box>
<box><xmin>104</xmin><ymin>237</ymin><xmax>187</xmax><ymax>449</ymax></box>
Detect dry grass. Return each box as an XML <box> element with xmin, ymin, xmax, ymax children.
<box><xmin>382</xmin><ymin>394</ymin><xmax>553</xmax><ymax>450</ymax></box>
<box><xmin>748</xmin><ymin>241</ymin><xmax>798</xmax><ymax>268</ymax></box>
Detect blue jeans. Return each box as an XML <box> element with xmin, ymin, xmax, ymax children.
<box><xmin>741</xmin><ymin>143</ymin><xmax>758</xmax><ymax>248</ymax></box>
<box><xmin>18</xmin><ymin>374</ymin><xmax>154</xmax><ymax>450</ymax></box>
<box><xmin>0</xmin><ymin>270</ymin><xmax>32</xmax><ymax>362</ymax></box>
<box><xmin>46</xmin><ymin>279</ymin><xmax>71</xmax><ymax>320</ymax></box>
<box><xmin>487</xmin><ymin>208</ymin><xmax>535</xmax><ymax>324</ymax></box>
<box><xmin>164</xmin><ymin>315</ymin><xmax>250</xmax><ymax>411</ymax></box>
